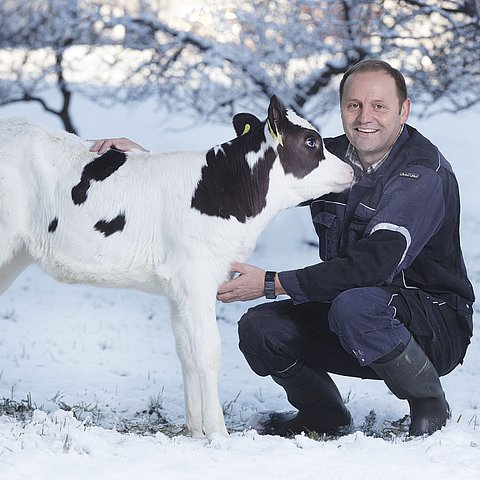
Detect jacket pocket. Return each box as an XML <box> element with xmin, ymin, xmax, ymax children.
<box><xmin>312</xmin><ymin>211</ymin><xmax>340</xmax><ymax>260</ymax></box>
<box><xmin>348</xmin><ymin>202</ymin><xmax>376</xmax><ymax>243</ymax></box>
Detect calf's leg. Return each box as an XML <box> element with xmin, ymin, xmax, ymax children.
<box><xmin>169</xmin><ymin>281</ymin><xmax>227</xmax><ymax>438</ymax></box>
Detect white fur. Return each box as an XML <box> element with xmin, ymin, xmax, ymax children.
<box><xmin>0</xmin><ymin>116</ymin><xmax>353</xmax><ymax>438</ymax></box>
<box><xmin>286</xmin><ymin>109</ymin><xmax>316</xmax><ymax>131</ymax></box>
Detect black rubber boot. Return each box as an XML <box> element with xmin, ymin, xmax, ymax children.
<box><xmin>259</xmin><ymin>363</ymin><xmax>353</xmax><ymax>437</ymax></box>
<box><xmin>371</xmin><ymin>337</ymin><xmax>450</xmax><ymax>437</ymax></box>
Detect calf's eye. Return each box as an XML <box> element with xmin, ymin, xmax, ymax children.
<box><xmin>305</xmin><ymin>137</ymin><xmax>318</xmax><ymax>148</ymax></box>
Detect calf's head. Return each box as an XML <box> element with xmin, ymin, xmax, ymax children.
<box><xmin>235</xmin><ymin>96</ymin><xmax>353</xmax><ymax>203</ymax></box>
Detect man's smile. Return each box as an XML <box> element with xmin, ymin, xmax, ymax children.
<box><xmin>355</xmin><ymin>127</ymin><xmax>379</xmax><ymax>133</ymax></box>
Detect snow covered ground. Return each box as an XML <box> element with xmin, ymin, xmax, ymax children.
<box><xmin>0</xmin><ymin>96</ymin><xmax>479</xmax><ymax>480</ymax></box>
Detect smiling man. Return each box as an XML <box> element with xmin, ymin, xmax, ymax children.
<box><xmin>217</xmin><ymin>60</ymin><xmax>475</xmax><ymax>438</ymax></box>
<box><xmin>340</xmin><ymin>65</ymin><xmax>410</xmax><ymax>174</ymax></box>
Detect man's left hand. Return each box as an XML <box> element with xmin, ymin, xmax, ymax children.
<box><xmin>217</xmin><ymin>262</ymin><xmax>266</xmax><ymax>303</ymax></box>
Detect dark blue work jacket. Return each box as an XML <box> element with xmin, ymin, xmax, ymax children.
<box><xmin>279</xmin><ymin>125</ymin><xmax>475</xmax><ymax>333</ymax></box>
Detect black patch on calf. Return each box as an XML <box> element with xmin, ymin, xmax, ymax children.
<box><xmin>94</xmin><ymin>213</ymin><xmax>126</xmax><ymax>237</ymax></box>
<box><xmin>72</xmin><ymin>150</ymin><xmax>127</xmax><ymax>205</ymax></box>
<box><xmin>191</xmin><ymin>124</ymin><xmax>276</xmax><ymax>223</ymax></box>
<box><xmin>278</xmin><ymin>122</ymin><xmax>325</xmax><ymax>178</ymax></box>
<box><xmin>48</xmin><ymin>218</ymin><xmax>58</xmax><ymax>233</ymax></box>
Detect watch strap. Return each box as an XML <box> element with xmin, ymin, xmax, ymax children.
<box><xmin>264</xmin><ymin>271</ymin><xmax>277</xmax><ymax>299</ymax></box>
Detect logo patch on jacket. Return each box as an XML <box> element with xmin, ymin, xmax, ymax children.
<box><xmin>399</xmin><ymin>171</ymin><xmax>420</xmax><ymax>179</ymax></box>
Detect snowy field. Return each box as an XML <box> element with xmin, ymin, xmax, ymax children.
<box><xmin>0</xmin><ymin>96</ymin><xmax>479</xmax><ymax>480</ymax></box>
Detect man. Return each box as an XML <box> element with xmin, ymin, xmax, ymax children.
<box><xmin>215</xmin><ymin>60</ymin><xmax>475</xmax><ymax>437</ymax></box>
<box><xmin>91</xmin><ymin>60</ymin><xmax>474</xmax><ymax>438</ymax></box>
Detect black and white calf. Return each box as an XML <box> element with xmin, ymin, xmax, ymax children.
<box><xmin>0</xmin><ymin>96</ymin><xmax>353</xmax><ymax>438</ymax></box>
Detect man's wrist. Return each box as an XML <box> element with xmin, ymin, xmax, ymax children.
<box><xmin>264</xmin><ymin>271</ymin><xmax>277</xmax><ymax>299</ymax></box>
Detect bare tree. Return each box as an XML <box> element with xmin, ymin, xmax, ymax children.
<box><xmin>0</xmin><ymin>0</ymin><xmax>478</xmax><ymax>133</ymax></box>
<box><xmin>153</xmin><ymin>0</ymin><xmax>479</xmax><ymax>121</ymax></box>
<box><xmin>0</xmin><ymin>0</ymin><xmax>211</xmax><ymax>132</ymax></box>
<box><xmin>369</xmin><ymin>0</ymin><xmax>480</xmax><ymax>116</ymax></box>
<box><xmin>0</xmin><ymin>0</ymin><xmax>106</xmax><ymax>133</ymax></box>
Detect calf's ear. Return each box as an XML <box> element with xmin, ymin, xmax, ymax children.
<box><xmin>267</xmin><ymin>95</ymin><xmax>287</xmax><ymax>146</ymax></box>
<box><xmin>267</xmin><ymin>95</ymin><xmax>287</xmax><ymax>132</ymax></box>
<box><xmin>232</xmin><ymin>113</ymin><xmax>261</xmax><ymax>137</ymax></box>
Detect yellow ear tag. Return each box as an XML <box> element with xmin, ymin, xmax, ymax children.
<box><xmin>267</xmin><ymin>119</ymin><xmax>275</xmax><ymax>140</ymax></box>
<box><xmin>275</xmin><ymin>124</ymin><xmax>284</xmax><ymax>147</ymax></box>
<box><xmin>241</xmin><ymin>123</ymin><xmax>251</xmax><ymax>136</ymax></box>
<box><xmin>267</xmin><ymin>120</ymin><xmax>283</xmax><ymax>146</ymax></box>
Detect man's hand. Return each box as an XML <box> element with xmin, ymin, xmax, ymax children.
<box><xmin>89</xmin><ymin>137</ymin><xmax>148</xmax><ymax>155</ymax></box>
<box><xmin>217</xmin><ymin>262</ymin><xmax>285</xmax><ymax>303</ymax></box>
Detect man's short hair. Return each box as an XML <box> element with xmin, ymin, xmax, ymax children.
<box><xmin>339</xmin><ymin>60</ymin><xmax>408</xmax><ymax>111</ymax></box>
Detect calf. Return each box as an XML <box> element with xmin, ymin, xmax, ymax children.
<box><xmin>0</xmin><ymin>96</ymin><xmax>353</xmax><ymax>438</ymax></box>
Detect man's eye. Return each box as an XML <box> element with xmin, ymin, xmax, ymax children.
<box><xmin>305</xmin><ymin>137</ymin><xmax>318</xmax><ymax>148</ymax></box>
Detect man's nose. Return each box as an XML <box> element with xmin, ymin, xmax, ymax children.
<box><xmin>357</xmin><ymin>107</ymin><xmax>373</xmax><ymax>124</ymax></box>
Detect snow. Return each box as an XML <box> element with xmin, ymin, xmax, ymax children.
<box><xmin>0</xmin><ymin>96</ymin><xmax>479</xmax><ymax>479</ymax></box>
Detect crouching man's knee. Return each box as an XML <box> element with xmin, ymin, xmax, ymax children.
<box><xmin>328</xmin><ymin>287</ymin><xmax>410</xmax><ymax>365</ymax></box>
<box><xmin>238</xmin><ymin>301</ymin><xmax>301</xmax><ymax>377</ymax></box>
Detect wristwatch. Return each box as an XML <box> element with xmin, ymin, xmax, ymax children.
<box><xmin>264</xmin><ymin>271</ymin><xmax>277</xmax><ymax>299</ymax></box>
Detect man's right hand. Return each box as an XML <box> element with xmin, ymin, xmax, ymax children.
<box><xmin>89</xmin><ymin>137</ymin><xmax>148</xmax><ymax>155</ymax></box>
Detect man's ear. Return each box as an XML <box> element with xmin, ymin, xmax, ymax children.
<box><xmin>400</xmin><ymin>98</ymin><xmax>411</xmax><ymax>123</ymax></box>
<box><xmin>232</xmin><ymin>113</ymin><xmax>261</xmax><ymax>137</ymax></box>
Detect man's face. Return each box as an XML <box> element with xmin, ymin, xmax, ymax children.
<box><xmin>341</xmin><ymin>70</ymin><xmax>410</xmax><ymax>168</ymax></box>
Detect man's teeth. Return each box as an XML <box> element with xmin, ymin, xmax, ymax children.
<box><xmin>357</xmin><ymin>128</ymin><xmax>377</xmax><ymax>133</ymax></box>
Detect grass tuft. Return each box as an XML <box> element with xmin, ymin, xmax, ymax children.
<box><xmin>0</xmin><ymin>393</ymin><xmax>35</xmax><ymax>421</ymax></box>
